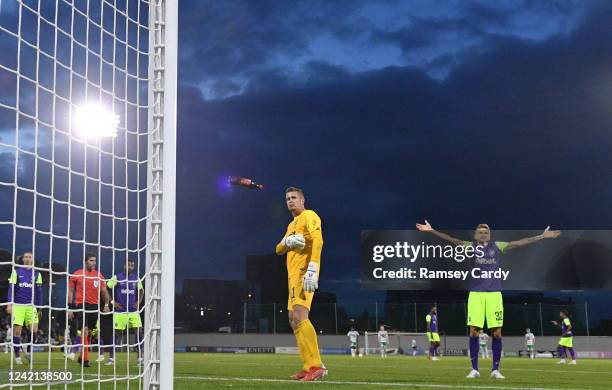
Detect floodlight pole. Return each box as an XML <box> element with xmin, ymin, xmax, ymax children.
<box><xmin>243</xmin><ymin>303</ymin><xmax>247</xmax><ymax>334</ymax></box>
<box><xmin>414</xmin><ymin>303</ymin><xmax>417</xmax><ymax>332</ymax></box>
<box><xmin>374</xmin><ymin>302</ymin><xmax>378</xmax><ymax>330</ymax></box>
<box><xmin>584</xmin><ymin>302</ymin><xmax>590</xmax><ymax>337</ymax></box>
<box><xmin>538</xmin><ymin>302</ymin><xmax>544</xmax><ymax>337</ymax></box>
<box><xmin>334</xmin><ymin>303</ymin><xmax>338</xmax><ymax>334</ymax></box>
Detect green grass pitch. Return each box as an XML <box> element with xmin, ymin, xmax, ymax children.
<box><xmin>2</xmin><ymin>352</ymin><xmax>612</xmax><ymax>389</ymax></box>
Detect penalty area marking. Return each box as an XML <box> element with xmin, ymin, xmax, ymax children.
<box><xmin>174</xmin><ymin>375</ymin><xmax>584</xmax><ymax>390</ymax></box>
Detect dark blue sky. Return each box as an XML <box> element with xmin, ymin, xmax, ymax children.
<box><xmin>174</xmin><ymin>0</ymin><xmax>612</xmax><ymax>304</ymax></box>
<box><xmin>1</xmin><ymin>1</ymin><xmax>611</xmax><ymax>307</ymax></box>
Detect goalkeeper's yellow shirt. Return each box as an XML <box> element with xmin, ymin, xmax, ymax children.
<box><xmin>279</xmin><ymin>209</ymin><xmax>324</xmax><ymax>280</ymax></box>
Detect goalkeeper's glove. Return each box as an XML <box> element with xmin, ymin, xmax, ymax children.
<box><xmin>283</xmin><ymin>234</ymin><xmax>306</xmax><ymax>250</ymax></box>
<box><xmin>303</xmin><ymin>262</ymin><xmax>319</xmax><ymax>292</ymax></box>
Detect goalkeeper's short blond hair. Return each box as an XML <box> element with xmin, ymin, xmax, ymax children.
<box><xmin>285</xmin><ymin>187</ymin><xmax>304</xmax><ymax>197</ymax></box>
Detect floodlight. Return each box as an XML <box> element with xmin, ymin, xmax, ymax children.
<box><xmin>73</xmin><ymin>104</ymin><xmax>119</xmax><ymax>138</ymax></box>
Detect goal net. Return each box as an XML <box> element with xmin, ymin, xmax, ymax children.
<box><xmin>0</xmin><ymin>0</ymin><xmax>176</xmax><ymax>388</ymax></box>
<box><xmin>363</xmin><ymin>332</ymin><xmax>428</xmax><ymax>356</ymax></box>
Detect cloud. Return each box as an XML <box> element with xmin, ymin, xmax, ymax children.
<box><xmin>174</xmin><ymin>1</ymin><xmax>612</xmax><ymax>282</ymax></box>
<box><xmin>1</xmin><ymin>1</ymin><xmax>609</xmax><ymax>287</ymax></box>
<box><xmin>179</xmin><ymin>0</ymin><xmax>589</xmax><ymax>98</ymax></box>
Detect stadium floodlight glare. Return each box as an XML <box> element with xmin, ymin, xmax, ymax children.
<box><xmin>73</xmin><ymin>104</ymin><xmax>120</xmax><ymax>138</ymax></box>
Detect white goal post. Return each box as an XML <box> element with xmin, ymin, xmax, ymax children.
<box><xmin>146</xmin><ymin>0</ymin><xmax>177</xmax><ymax>389</ymax></box>
<box><xmin>364</xmin><ymin>332</ymin><xmax>427</xmax><ymax>356</ymax></box>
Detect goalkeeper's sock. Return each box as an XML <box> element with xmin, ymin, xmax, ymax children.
<box><xmin>429</xmin><ymin>346</ymin><xmax>434</xmax><ymax>357</ymax></box>
<box><xmin>13</xmin><ymin>336</ymin><xmax>21</xmax><ymax>357</ymax></box>
<box><xmin>568</xmin><ymin>347</ymin><xmax>575</xmax><ymax>360</ymax></box>
<box><xmin>293</xmin><ymin>323</ymin><xmax>308</xmax><ymax>371</ymax></box>
<box><xmin>296</xmin><ymin>320</ymin><xmax>323</xmax><ymax>368</ymax></box>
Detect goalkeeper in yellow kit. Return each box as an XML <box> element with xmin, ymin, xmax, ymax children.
<box><xmin>276</xmin><ymin>187</ymin><xmax>327</xmax><ymax>381</ymax></box>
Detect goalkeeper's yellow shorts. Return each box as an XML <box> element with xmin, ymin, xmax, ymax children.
<box><xmin>287</xmin><ymin>275</ymin><xmax>314</xmax><ymax>311</ymax></box>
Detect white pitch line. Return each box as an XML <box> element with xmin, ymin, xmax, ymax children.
<box><xmin>174</xmin><ymin>375</ymin><xmax>587</xmax><ymax>390</ymax></box>
<box><xmin>181</xmin><ymin>359</ymin><xmax>612</xmax><ymax>376</ymax></box>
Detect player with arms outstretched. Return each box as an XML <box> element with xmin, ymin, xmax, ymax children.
<box><xmin>377</xmin><ymin>325</ymin><xmax>389</xmax><ymax>358</ymax></box>
<box><xmin>416</xmin><ymin>221</ymin><xmax>560</xmax><ymax>379</ymax></box>
<box><xmin>478</xmin><ymin>330</ymin><xmax>489</xmax><ymax>359</ymax></box>
<box><xmin>426</xmin><ymin>305</ymin><xmax>440</xmax><ymax>361</ymax></box>
<box><xmin>6</xmin><ymin>252</ymin><xmax>42</xmax><ymax>365</ymax></box>
<box><xmin>276</xmin><ymin>187</ymin><xmax>327</xmax><ymax>381</ymax></box>
<box><xmin>525</xmin><ymin>328</ymin><xmax>535</xmax><ymax>359</ymax></box>
<box><xmin>552</xmin><ymin>310</ymin><xmax>576</xmax><ymax>364</ymax></box>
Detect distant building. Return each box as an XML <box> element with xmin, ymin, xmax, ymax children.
<box><xmin>245</xmin><ymin>254</ymin><xmax>286</xmax><ymax>304</ymax></box>
<box><xmin>179</xmin><ymin>279</ymin><xmax>257</xmax><ymax>332</ymax></box>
